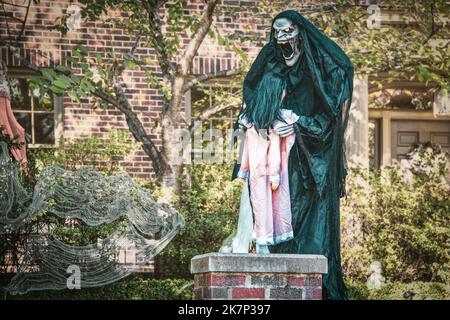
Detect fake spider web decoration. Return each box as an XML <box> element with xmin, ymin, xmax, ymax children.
<box><xmin>0</xmin><ymin>142</ymin><xmax>185</xmax><ymax>295</ymax></box>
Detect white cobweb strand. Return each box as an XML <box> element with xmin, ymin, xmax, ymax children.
<box><xmin>0</xmin><ymin>142</ymin><xmax>185</xmax><ymax>295</ymax></box>
<box><xmin>0</xmin><ymin>142</ymin><xmax>30</xmax><ymax>229</ymax></box>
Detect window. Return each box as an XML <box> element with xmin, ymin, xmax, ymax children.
<box><xmin>189</xmin><ymin>85</ymin><xmax>241</xmax><ymax>131</ymax></box>
<box><xmin>188</xmin><ymin>84</ymin><xmax>241</xmax><ymax>163</ymax></box>
<box><xmin>6</xmin><ymin>69</ymin><xmax>63</xmax><ymax>148</ymax></box>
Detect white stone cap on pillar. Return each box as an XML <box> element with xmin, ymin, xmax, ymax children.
<box><xmin>191</xmin><ymin>253</ymin><xmax>328</xmax><ymax>274</ymax></box>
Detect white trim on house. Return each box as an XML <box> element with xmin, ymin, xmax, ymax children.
<box><xmin>7</xmin><ymin>68</ymin><xmax>64</xmax><ymax>148</ymax></box>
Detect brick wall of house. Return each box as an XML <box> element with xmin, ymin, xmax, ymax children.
<box><xmin>0</xmin><ymin>0</ymin><xmax>317</xmax><ymax>178</ymax></box>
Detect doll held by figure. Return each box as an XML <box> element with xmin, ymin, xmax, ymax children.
<box><xmin>234</xmin><ymin>72</ymin><xmax>299</xmax><ymax>254</ymax></box>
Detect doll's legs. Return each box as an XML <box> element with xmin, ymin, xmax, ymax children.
<box><xmin>271</xmin><ymin>167</ymin><xmax>293</xmax><ymax>244</ymax></box>
<box><xmin>250</xmin><ymin>177</ymin><xmax>274</xmax><ymax>246</ymax></box>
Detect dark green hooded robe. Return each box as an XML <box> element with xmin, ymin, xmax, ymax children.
<box><xmin>232</xmin><ymin>10</ymin><xmax>354</xmax><ymax>300</ymax></box>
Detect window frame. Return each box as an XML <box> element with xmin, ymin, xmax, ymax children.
<box><xmin>187</xmin><ymin>81</ymin><xmax>242</xmax><ymax>163</ymax></box>
<box><xmin>368</xmin><ymin>118</ymin><xmax>381</xmax><ymax>170</ymax></box>
<box><xmin>188</xmin><ymin>82</ymin><xmax>241</xmax><ymax>132</ymax></box>
<box><xmin>7</xmin><ymin>67</ymin><xmax>63</xmax><ymax>149</ymax></box>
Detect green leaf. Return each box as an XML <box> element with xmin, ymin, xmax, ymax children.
<box><xmin>95</xmin><ymin>53</ymin><xmax>103</xmax><ymax>64</ymax></box>
<box><xmin>42</xmin><ymin>68</ymin><xmax>58</xmax><ymax>81</ymax></box>
<box><xmin>68</xmin><ymin>91</ymin><xmax>81</xmax><ymax>103</ymax></box>
<box><xmin>64</xmin><ymin>55</ymin><xmax>76</xmax><ymax>63</ymax></box>
<box><xmin>55</xmin><ymin>65</ymin><xmax>71</xmax><ymax>74</ymax></box>
<box><xmin>124</xmin><ymin>59</ymin><xmax>137</xmax><ymax>70</ymax></box>
<box><xmin>76</xmin><ymin>44</ymin><xmax>88</xmax><ymax>57</ymax></box>
<box><xmin>49</xmin><ymin>85</ymin><xmax>65</xmax><ymax>94</ymax></box>
<box><xmin>53</xmin><ymin>79</ymin><xmax>69</xmax><ymax>89</ymax></box>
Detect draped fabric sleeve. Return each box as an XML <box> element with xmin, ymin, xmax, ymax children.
<box><xmin>304</xmin><ymin>32</ymin><xmax>354</xmax><ymax>197</ymax></box>
<box><xmin>294</xmin><ymin>111</ymin><xmax>334</xmax><ymax>197</ymax></box>
<box><xmin>302</xmin><ymin>34</ymin><xmax>352</xmax><ymax>120</ymax></box>
<box><xmin>296</xmin><ymin>113</ymin><xmax>333</xmax><ymax>144</ymax></box>
<box><xmin>298</xmin><ymin>30</ymin><xmax>354</xmax><ymax>198</ymax></box>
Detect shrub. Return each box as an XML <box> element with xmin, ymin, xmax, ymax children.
<box><xmin>345</xmin><ymin>281</ymin><xmax>370</xmax><ymax>300</ymax></box>
<box><xmin>341</xmin><ymin>143</ymin><xmax>450</xmax><ymax>283</ymax></box>
<box><xmin>346</xmin><ymin>280</ymin><xmax>450</xmax><ymax>300</ymax></box>
<box><xmin>28</xmin><ymin>129</ymin><xmax>143</xmax><ymax>247</ymax></box>
<box><xmin>370</xmin><ymin>281</ymin><xmax>450</xmax><ymax>300</ymax></box>
<box><xmin>6</xmin><ymin>126</ymin><xmax>450</xmax><ymax>297</ymax></box>
<box><xmin>6</xmin><ymin>275</ymin><xmax>193</xmax><ymax>300</ymax></box>
<box><xmin>156</xmin><ymin>163</ymin><xmax>241</xmax><ymax>278</ymax></box>
<box><xmin>29</xmin><ymin>128</ymin><xmax>140</xmax><ymax>176</ymax></box>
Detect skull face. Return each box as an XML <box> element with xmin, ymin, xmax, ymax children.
<box><xmin>273</xmin><ymin>18</ymin><xmax>301</xmax><ymax>67</ymax></box>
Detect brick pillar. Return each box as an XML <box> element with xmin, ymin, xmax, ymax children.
<box><xmin>191</xmin><ymin>253</ymin><xmax>327</xmax><ymax>300</ymax></box>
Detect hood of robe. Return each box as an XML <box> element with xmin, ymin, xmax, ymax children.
<box><xmin>244</xmin><ymin>10</ymin><xmax>353</xmax><ymax>116</ymax></box>
<box><xmin>240</xmin><ymin>10</ymin><xmax>355</xmax><ymax>197</ymax></box>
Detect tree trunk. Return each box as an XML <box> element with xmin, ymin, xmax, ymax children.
<box><xmin>158</xmin><ymin>76</ymin><xmax>186</xmax><ymax>203</ymax></box>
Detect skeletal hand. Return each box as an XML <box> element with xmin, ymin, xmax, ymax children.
<box><xmin>274</xmin><ymin>124</ymin><xmax>294</xmax><ymax>137</ymax></box>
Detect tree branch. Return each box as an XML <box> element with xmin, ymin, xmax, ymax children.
<box><xmin>116</xmin><ymin>32</ymin><xmax>143</xmax><ymax>75</ymax></box>
<box><xmin>15</xmin><ymin>0</ymin><xmax>32</xmax><ymax>43</ymax></box>
<box><xmin>422</xmin><ymin>2</ymin><xmax>441</xmax><ymax>45</ymax></box>
<box><xmin>188</xmin><ymin>102</ymin><xmax>237</xmax><ymax>133</ymax></box>
<box><xmin>94</xmin><ymin>32</ymin><xmax>168</xmax><ymax>177</ymax></box>
<box><xmin>130</xmin><ymin>31</ymin><xmax>142</xmax><ymax>56</ymax></box>
<box><xmin>183</xmin><ymin>68</ymin><xmax>242</xmax><ymax>93</ymax></box>
<box><xmin>91</xmin><ymin>85</ymin><xmax>168</xmax><ymax>178</ymax></box>
<box><xmin>84</xmin><ymin>90</ymin><xmax>168</xmax><ymax>177</ymax></box>
<box><xmin>0</xmin><ymin>0</ymin><xmax>33</xmax><ymax>45</ymax></box>
<box><xmin>0</xmin><ymin>1</ymin><xmax>29</xmax><ymax>8</ymax></box>
<box><xmin>178</xmin><ymin>0</ymin><xmax>218</xmax><ymax>76</ymax></box>
<box><xmin>144</xmin><ymin>0</ymin><xmax>175</xmax><ymax>78</ymax></box>
<box><xmin>110</xmin><ymin>84</ymin><xmax>168</xmax><ymax>177</ymax></box>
